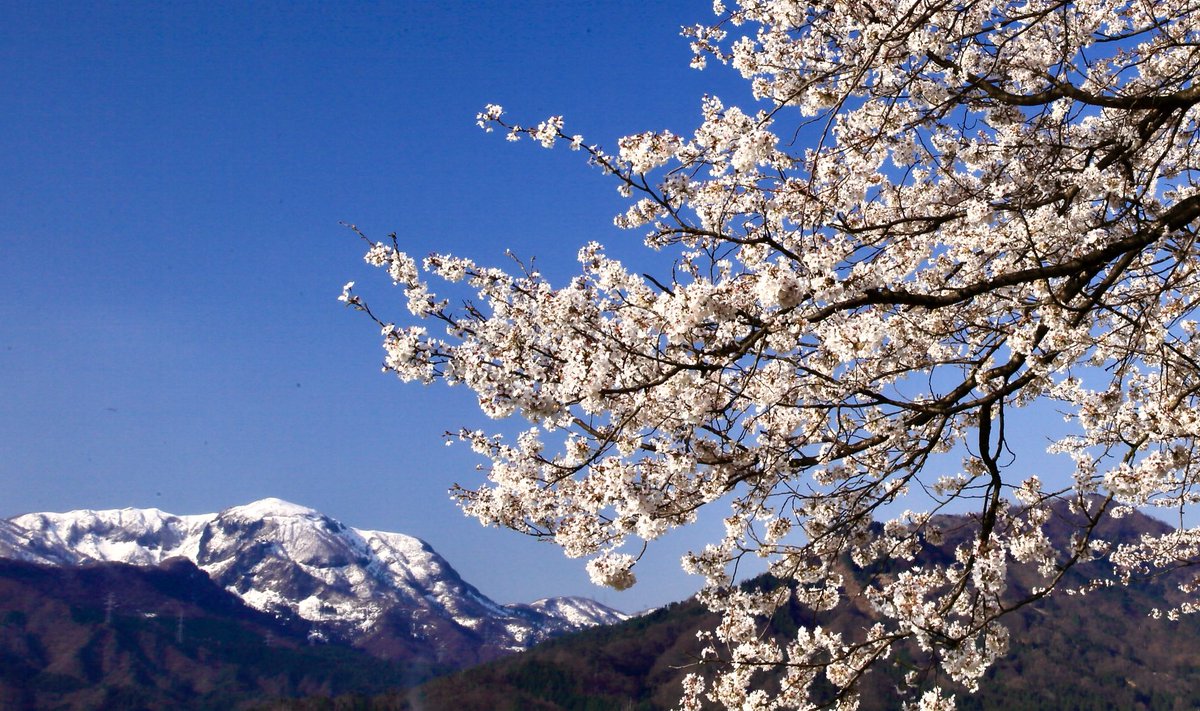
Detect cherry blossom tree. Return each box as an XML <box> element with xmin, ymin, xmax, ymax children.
<box><xmin>343</xmin><ymin>0</ymin><xmax>1200</xmax><ymax>707</ymax></box>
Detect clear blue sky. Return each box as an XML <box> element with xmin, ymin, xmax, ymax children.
<box><xmin>0</xmin><ymin>1</ymin><xmax>762</xmax><ymax>611</ymax></box>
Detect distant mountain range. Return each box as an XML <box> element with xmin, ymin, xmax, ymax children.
<box><xmin>0</xmin><ymin>498</ymin><xmax>626</xmax><ymax>668</ymax></box>
<box><xmin>7</xmin><ymin>499</ymin><xmax>1200</xmax><ymax>710</ymax></box>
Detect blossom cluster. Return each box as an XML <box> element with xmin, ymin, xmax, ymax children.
<box><xmin>351</xmin><ymin>0</ymin><xmax>1200</xmax><ymax>707</ymax></box>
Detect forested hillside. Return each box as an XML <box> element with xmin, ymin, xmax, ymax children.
<box><xmin>0</xmin><ymin>558</ymin><xmax>441</xmax><ymax>710</ymax></box>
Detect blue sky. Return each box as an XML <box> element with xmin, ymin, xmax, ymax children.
<box><xmin>0</xmin><ymin>1</ymin><xmax>758</xmax><ymax>611</ymax></box>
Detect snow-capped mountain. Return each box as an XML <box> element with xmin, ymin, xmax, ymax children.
<box><xmin>3</xmin><ymin>498</ymin><xmax>627</xmax><ymax>665</ymax></box>
<box><xmin>523</xmin><ymin>595</ymin><xmax>634</xmax><ymax>628</ymax></box>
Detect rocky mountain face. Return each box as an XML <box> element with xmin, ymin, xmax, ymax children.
<box><xmin>1</xmin><ymin>498</ymin><xmax>626</xmax><ymax>667</ymax></box>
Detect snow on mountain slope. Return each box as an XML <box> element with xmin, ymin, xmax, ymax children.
<box><xmin>11</xmin><ymin>506</ymin><xmax>210</xmax><ymax>565</ymax></box>
<box><xmin>525</xmin><ymin>596</ymin><xmax>632</xmax><ymax>628</ymax></box>
<box><xmin>0</xmin><ymin>518</ymin><xmax>83</xmax><ymax>565</ymax></box>
<box><xmin>4</xmin><ymin>498</ymin><xmax>626</xmax><ymax>663</ymax></box>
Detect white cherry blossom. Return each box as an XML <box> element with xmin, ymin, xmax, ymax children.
<box><xmin>347</xmin><ymin>0</ymin><xmax>1200</xmax><ymax>707</ymax></box>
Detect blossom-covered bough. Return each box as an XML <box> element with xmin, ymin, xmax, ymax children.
<box><xmin>344</xmin><ymin>0</ymin><xmax>1200</xmax><ymax>707</ymax></box>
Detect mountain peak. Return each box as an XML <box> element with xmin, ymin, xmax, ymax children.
<box><xmin>221</xmin><ymin>497</ymin><xmax>319</xmax><ymax>520</ymax></box>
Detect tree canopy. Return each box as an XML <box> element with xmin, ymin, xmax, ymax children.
<box><xmin>343</xmin><ymin>0</ymin><xmax>1200</xmax><ymax>708</ymax></box>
